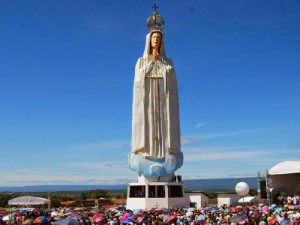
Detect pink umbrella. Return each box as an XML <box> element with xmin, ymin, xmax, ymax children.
<box><xmin>94</xmin><ymin>216</ymin><xmax>105</xmax><ymax>223</ymax></box>
<box><xmin>137</xmin><ymin>216</ymin><xmax>144</xmax><ymax>223</ymax></box>
<box><xmin>93</xmin><ymin>214</ymin><xmax>102</xmax><ymax>220</ymax></box>
<box><xmin>262</xmin><ymin>207</ymin><xmax>269</xmax><ymax>213</ymax></box>
<box><xmin>119</xmin><ymin>214</ymin><xmax>130</xmax><ymax>223</ymax></box>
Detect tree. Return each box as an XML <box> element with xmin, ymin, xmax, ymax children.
<box><xmin>50</xmin><ymin>198</ymin><xmax>61</xmax><ymax>208</ymax></box>
<box><xmin>79</xmin><ymin>193</ymin><xmax>87</xmax><ymax>200</ymax></box>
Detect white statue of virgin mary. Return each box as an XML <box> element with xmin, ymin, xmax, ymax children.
<box><xmin>129</xmin><ymin>11</ymin><xmax>183</xmax><ymax>179</ymax></box>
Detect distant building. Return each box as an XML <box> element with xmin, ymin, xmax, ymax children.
<box><xmin>185</xmin><ymin>191</ymin><xmax>209</xmax><ymax>208</ymax></box>
<box><xmin>60</xmin><ymin>200</ymin><xmax>75</xmax><ymax>207</ymax></box>
<box><xmin>217</xmin><ymin>192</ymin><xmax>253</xmax><ymax>207</ymax></box>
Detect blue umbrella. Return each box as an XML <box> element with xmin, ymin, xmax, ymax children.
<box><xmin>275</xmin><ymin>208</ymin><xmax>282</xmax><ymax>213</ymax></box>
<box><xmin>197</xmin><ymin>215</ymin><xmax>206</xmax><ymax>221</ymax></box>
<box><xmin>51</xmin><ymin>218</ymin><xmax>80</xmax><ymax>225</ymax></box>
<box><xmin>280</xmin><ymin>219</ymin><xmax>291</xmax><ymax>225</ymax></box>
<box><xmin>133</xmin><ymin>209</ymin><xmax>142</xmax><ymax>215</ymax></box>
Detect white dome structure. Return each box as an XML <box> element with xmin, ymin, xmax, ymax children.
<box><xmin>267</xmin><ymin>161</ymin><xmax>300</xmax><ymax>195</ymax></box>
<box><xmin>268</xmin><ymin>161</ymin><xmax>300</xmax><ymax>175</ymax></box>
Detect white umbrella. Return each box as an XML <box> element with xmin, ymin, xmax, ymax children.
<box><xmin>51</xmin><ymin>212</ymin><xmax>59</xmax><ymax>217</ymax></box>
<box><xmin>2</xmin><ymin>214</ymin><xmax>14</xmax><ymax>221</ymax></box>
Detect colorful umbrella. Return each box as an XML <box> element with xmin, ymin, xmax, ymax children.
<box><xmin>33</xmin><ymin>216</ymin><xmax>49</xmax><ymax>224</ymax></box>
<box><xmin>119</xmin><ymin>213</ymin><xmax>130</xmax><ymax>223</ymax></box>
<box><xmin>121</xmin><ymin>217</ymin><xmax>134</xmax><ymax>224</ymax></box>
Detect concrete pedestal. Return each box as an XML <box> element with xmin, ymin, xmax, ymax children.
<box><xmin>126</xmin><ymin>182</ymin><xmax>187</xmax><ymax>210</ymax></box>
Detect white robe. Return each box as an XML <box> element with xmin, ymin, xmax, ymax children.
<box><xmin>131</xmin><ymin>31</ymin><xmax>181</xmax><ymax>159</ymax></box>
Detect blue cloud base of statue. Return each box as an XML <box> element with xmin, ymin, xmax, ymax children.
<box><xmin>128</xmin><ymin>152</ymin><xmax>183</xmax><ymax>177</ymax></box>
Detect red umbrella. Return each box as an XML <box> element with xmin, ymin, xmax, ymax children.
<box><xmin>231</xmin><ymin>207</ymin><xmax>237</xmax><ymax>213</ymax></box>
<box><xmin>269</xmin><ymin>218</ymin><xmax>277</xmax><ymax>225</ymax></box>
<box><xmin>165</xmin><ymin>215</ymin><xmax>177</xmax><ymax>223</ymax></box>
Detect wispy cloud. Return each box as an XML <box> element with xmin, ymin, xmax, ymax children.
<box><xmin>0</xmin><ymin>168</ymin><xmax>136</xmax><ymax>186</ymax></box>
<box><xmin>68</xmin><ymin>140</ymin><xmax>130</xmax><ymax>151</ymax></box>
<box><xmin>184</xmin><ymin>149</ymin><xmax>269</xmax><ymax>162</ymax></box>
<box><xmin>195</xmin><ymin>122</ymin><xmax>204</xmax><ymax>129</ymax></box>
<box><xmin>181</xmin><ymin>137</ymin><xmax>199</xmax><ymax>145</ymax></box>
<box><xmin>65</xmin><ymin>160</ymin><xmax>129</xmax><ymax>171</ymax></box>
<box><xmin>195</xmin><ymin>128</ymin><xmax>270</xmax><ymax>140</ymax></box>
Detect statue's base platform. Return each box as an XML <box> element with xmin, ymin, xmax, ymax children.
<box><xmin>126</xmin><ymin>182</ymin><xmax>187</xmax><ymax>210</ymax></box>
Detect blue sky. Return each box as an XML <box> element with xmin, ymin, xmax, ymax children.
<box><xmin>0</xmin><ymin>0</ymin><xmax>299</xmax><ymax>186</ymax></box>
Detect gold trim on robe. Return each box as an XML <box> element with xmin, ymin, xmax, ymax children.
<box><xmin>133</xmin><ymin>147</ymin><xmax>145</xmax><ymax>154</ymax></box>
<box><xmin>168</xmin><ymin>147</ymin><xmax>180</xmax><ymax>154</ymax></box>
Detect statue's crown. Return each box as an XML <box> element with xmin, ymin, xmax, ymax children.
<box><xmin>146</xmin><ymin>4</ymin><xmax>164</xmax><ymax>32</ymax></box>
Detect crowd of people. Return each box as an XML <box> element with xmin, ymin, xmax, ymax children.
<box><xmin>277</xmin><ymin>195</ymin><xmax>299</xmax><ymax>206</ymax></box>
<box><xmin>1</xmin><ymin>202</ymin><xmax>300</xmax><ymax>225</ymax></box>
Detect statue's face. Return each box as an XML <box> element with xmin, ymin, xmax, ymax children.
<box><xmin>151</xmin><ymin>32</ymin><xmax>161</xmax><ymax>49</ymax></box>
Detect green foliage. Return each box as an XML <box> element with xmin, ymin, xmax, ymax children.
<box><xmin>207</xmin><ymin>192</ymin><xmax>218</xmax><ymax>199</ymax></box>
<box><xmin>249</xmin><ymin>189</ymin><xmax>258</xmax><ymax>196</ymax></box>
<box><xmin>207</xmin><ymin>192</ymin><xmax>218</xmax><ymax>205</ymax></box>
<box><xmin>108</xmin><ymin>190</ymin><xmax>126</xmax><ymax>199</ymax></box>
<box><xmin>74</xmin><ymin>199</ymin><xmax>82</xmax><ymax>207</ymax></box>
<box><xmin>86</xmin><ymin>190</ymin><xmax>108</xmax><ymax>199</ymax></box>
<box><xmin>280</xmin><ymin>191</ymin><xmax>287</xmax><ymax>197</ymax></box>
<box><xmin>79</xmin><ymin>193</ymin><xmax>87</xmax><ymax>200</ymax></box>
<box><xmin>0</xmin><ymin>189</ymin><xmax>115</xmax><ymax>208</ymax></box>
<box><xmin>50</xmin><ymin>198</ymin><xmax>61</xmax><ymax>208</ymax></box>
<box><xmin>0</xmin><ymin>194</ymin><xmax>17</xmax><ymax>207</ymax></box>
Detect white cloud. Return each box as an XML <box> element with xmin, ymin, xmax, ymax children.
<box><xmin>0</xmin><ymin>128</ymin><xmax>296</xmax><ymax>186</ymax></box>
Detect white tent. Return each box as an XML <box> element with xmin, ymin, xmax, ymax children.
<box><xmin>268</xmin><ymin>161</ymin><xmax>300</xmax><ymax>195</ymax></box>
<box><xmin>238</xmin><ymin>196</ymin><xmax>256</xmax><ymax>203</ymax></box>
<box><xmin>8</xmin><ymin>196</ymin><xmax>51</xmax><ymax>208</ymax></box>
